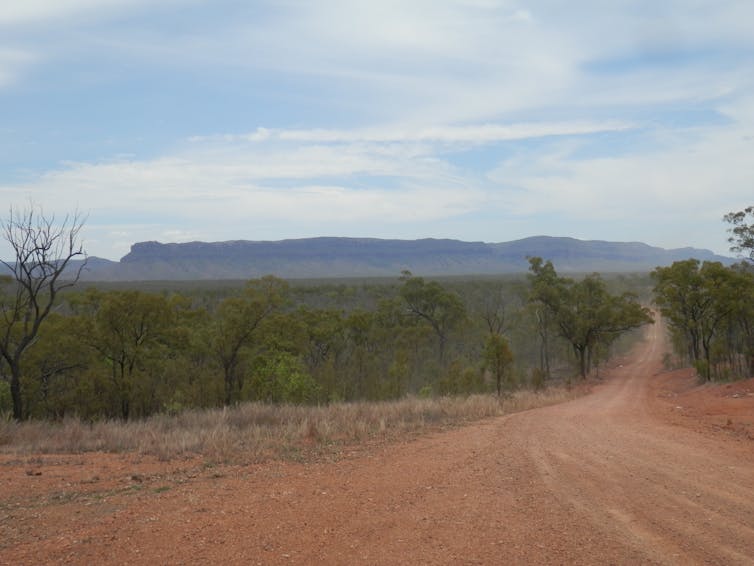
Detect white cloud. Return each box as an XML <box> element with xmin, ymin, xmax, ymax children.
<box><xmin>487</xmin><ymin>106</ymin><xmax>754</xmax><ymax>252</ymax></box>
<box><xmin>0</xmin><ymin>134</ymin><xmax>486</xmax><ymax>258</ymax></box>
<box><xmin>99</xmin><ymin>1</ymin><xmax>751</xmax><ymax>129</ymax></box>
<box><xmin>192</xmin><ymin>121</ymin><xmax>633</xmax><ymax>145</ymax></box>
<box><xmin>3</xmin><ymin>0</ymin><xmax>754</xmax><ymax>259</ymax></box>
<box><xmin>0</xmin><ymin>0</ymin><xmax>187</xmax><ymax>26</ymax></box>
<box><xmin>12</xmin><ymin>1</ymin><xmax>754</xmax><ymax>125</ymax></box>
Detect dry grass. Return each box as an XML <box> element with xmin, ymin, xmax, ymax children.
<box><xmin>0</xmin><ymin>386</ymin><xmax>582</xmax><ymax>463</ymax></box>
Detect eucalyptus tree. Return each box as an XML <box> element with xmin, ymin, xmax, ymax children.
<box><xmin>527</xmin><ymin>257</ymin><xmax>563</xmax><ymax>379</ymax></box>
<box><xmin>725</xmin><ymin>205</ymin><xmax>754</xmax><ymax>262</ymax></box>
<box><xmin>20</xmin><ymin>312</ymin><xmax>93</xmax><ymax>419</ymax></box>
<box><xmin>211</xmin><ymin>275</ymin><xmax>288</xmax><ymax>405</ymax></box>
<box><xmin>75</xmin><ymin>289</ymin><xmax>175</xmax><ymax>419</ymax></box>
<box><xmin>399</xmin><ymin>271</ymin><xmax>467</xmax><ymax>363</ymax></box>
<box><xmin>555</xmin><ymin>274</ymin><xmax>652</xmax><ymax>378</ymax></box>
<box><xmin>652</xmin><ymin>260</ymin><xmax>708</xmax><ymax>366</ymax></box>
<box><xmin>652</xmin><ymin>260</ymin><xmax>742</xmax><ymax>380</ymax></box>
<box><xmin>528</xmin><ymin>258</ymin><xmax>652</xmax><ymax>379</ymax></box>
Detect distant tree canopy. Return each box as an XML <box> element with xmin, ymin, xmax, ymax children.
<box><xmin>1</xmin><ymin>240</ymin><xmax>659</xmax><ymax>420</ymax></box>
<box><xmin>527</xmin><ymin>258</ymin><xmax>653</xmax><ymax>378</ymax></box>
<box><xmin>6</xmin><ymin>207</ymin><xmax>753</xmax><ymax>421</ymax></box>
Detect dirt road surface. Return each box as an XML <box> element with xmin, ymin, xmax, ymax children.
<box><xmin>3</xmin><ymin>324</ymin><xmax>753</xmax><ymax>565</ymax></box>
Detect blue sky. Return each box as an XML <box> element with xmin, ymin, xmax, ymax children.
<box><xmin>2</xmin><ymin>0</ymin><xmax>753</xmax><ymax>260</ymax></box>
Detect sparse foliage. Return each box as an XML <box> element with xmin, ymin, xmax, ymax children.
<box><xmin>724</xmin><ymin>205</ymin><xmax>754</xmax><ymax>263</ymax></box>
<box><xmin>0</xmin><ymin>205</ymin><xmax>86</xmax><ymax>419</ymax></box>
<box><xmin>527</xmin><ymin>257</ymin><xmax>561</xmax><ymax>379</ymax></box>
<box><xmin>399</xmin><ymin>271</ymin><xmax>467</xmax><ymax>362</ymax></box>
<box><xmin>484</xmin><ymin>333</ymin><xmax>514</xmax><ymax>395</ymax></box>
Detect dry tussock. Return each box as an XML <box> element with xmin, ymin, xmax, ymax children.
<box><xmin>0</xmin><ymin>386</ymin><xmax>580</xmax><ymax>463</ymax></box>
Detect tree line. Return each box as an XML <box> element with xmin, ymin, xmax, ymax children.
<box><xmin>653</xmin><ymin>260</ymin><xmax>754</xmax><ymax>380</ymax></box>
<box><xmin>653</xmin><ymin>206</ymin><xmax>754</xmax><ymax>380</ymax></box>
<box><xmin>0</xmin><ymin>206</ymin><xmax>654</xmax><ymax>420</ymax></box>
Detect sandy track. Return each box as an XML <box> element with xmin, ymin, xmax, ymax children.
<box><xmin>3</xmin><ymin>324</ymin><xmax>753</xmax><ymax>565</ymax></box>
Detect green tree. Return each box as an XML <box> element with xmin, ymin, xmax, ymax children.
<box><xmin>527</xmin><ymin>257</ymin><xmax>562</xmax><ymax>379</ymax></box>
<box><xmin>728</xmin><ymin>264</ymin><xmax>754</xmax><ymax>376</ymax></box>
<box><xmin>652</xmin><ymin>260</ymin><xmax>707</xmax><ymax>365</ymax></box>
<box><xmin>211</xmin><ymin>276</ymin><xmax>287</xmax><ymax>405</ymax></box>
<box><xmin>697</xmin><ymin>262</ymin><xmax>740</xmax><ymax>380</ymax></box>
<box><xmin>0</xmin><ymin>206</ymin><xmax>85</xmax><ymax>420</ymax></box>
<box><xmin>724</xmin><ymin>205</ymin><xmax>754</xmax><ymax>263</ymax></box>
<box><xmin>343</xmin><ymin>308</ymin><xmax>378</xmax><ymax>399</ymax></box>
<box><xmin>652</xmin><ymin>260</ymin><xmax>741</xmax><ymax>380</ymax></box>
<box><xmin>298</xmin><ymin>307</ymin><xmax>346</xmax><ymax>399</ymax></box>
<box><xmin>478</xmin><ymin>282</ymin><xmax>511</xmax><ymax>336</ymax></box>
<box><xmin>75</xmin><ymin>289</ymin><xmax>174</xmax><ymax>419</ymax></box>
<box><xmin>528</xmin><ymin>259</ymin><xmax>652</xmax><ymax>379</ymax></box>
<box><xmin>21</xmin><ymin>313</ymin><xmax>93</xmax><ymax>419</ymax></box>
<box><xmin>556</xmin><ymin>274</ymin><xmax>652</xmax><ymax>378</ymax></box>
<box><xmin>484</xmin><ymin>333</ymin><xmax>514</xmax><ymax>396</ymax></box>
<box><xmin>399</xmin><ymin>271</ymin><xmax>466</xmax><ymax>362</ymax></box>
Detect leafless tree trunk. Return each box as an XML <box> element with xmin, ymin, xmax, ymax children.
<box><xmin>0</xmin><ymin>205</ymin><xmax>86</xmax><ymax>419</ymax></box>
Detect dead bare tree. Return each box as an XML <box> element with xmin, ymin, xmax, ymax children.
<box><xmin>0</xmin><ymin>205</ymin><xmax>86</xmax><ymax>419</ymax></box>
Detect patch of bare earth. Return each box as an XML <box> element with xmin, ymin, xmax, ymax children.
<box><xmin>2</xmin><ymin>324</ymin><xmax>753</xmax><ymax>565</ymax></box>
<box><xmin>651</xmin><ymin>369</ymin><xmax>754</xmax><ymax>441</ymax></box>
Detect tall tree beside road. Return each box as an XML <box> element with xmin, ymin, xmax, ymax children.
<box><xmin>528</xmin><ymin>257</ymin><xmax>652</xmax><ymax>378</ymax></box>
<box><xmin>724</xmin><ymin>205</ymin><xmax>754</xmax><ymax>263</ymax></box>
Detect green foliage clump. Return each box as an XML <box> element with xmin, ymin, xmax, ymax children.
<box><xmin>3</xmin><ymin>261</ymin><xmax>664</xmax><ymax>420</ymax></box>
<box><xmin>247</xmin><ymin>352</ymin><xmax>320</xmax><ymax>404</ymax></box>
<box><xmin>527</xmin><ymin>257</ymin><xmax>653</xmax><ymax>379</ymax></box>
<box><xmin>653</xmin><ymin>257</ymin><xmax>754</xmax><ymax>381</ymax></box>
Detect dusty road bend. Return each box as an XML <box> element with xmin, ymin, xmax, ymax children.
<box><xmin>4</xmin><ymin>323</ymin><xmax>754</xmax><ymax>565</ymax></box>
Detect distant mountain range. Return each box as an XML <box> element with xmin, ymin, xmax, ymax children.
<box><xmin>59</xmin><ymin>236</ymin><xmax>733</xmax><ymax>281</ymax></box>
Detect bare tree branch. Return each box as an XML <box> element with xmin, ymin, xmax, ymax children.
<box><xmin>0</xmin><ymin>203</ymin><xmax>87</xmax><ymax>419</ymax></box>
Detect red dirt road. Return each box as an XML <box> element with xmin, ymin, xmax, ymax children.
<box><xmin>3</xmin><ymin>324</ymin><xmax>754</xmax><ymax>565</ymax></box>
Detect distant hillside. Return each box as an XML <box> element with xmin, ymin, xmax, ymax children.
<box><xmin>67</xmin><ymin>236</ymin><xmax>733</xmax><ymax>281</ymax></box>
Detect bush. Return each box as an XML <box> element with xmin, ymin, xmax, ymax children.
<box><xmin>246</xmin><ymin>353</ymin><xmax>320</xmax><ymax>404</ymax></box>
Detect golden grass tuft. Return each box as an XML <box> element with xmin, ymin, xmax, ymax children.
<box><xmin>0</xmin><ymin>385</ymin><xmax>581</xmax><ymax>463</ymax></box>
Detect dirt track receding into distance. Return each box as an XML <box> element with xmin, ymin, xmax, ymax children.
<box><xmin>3</xmin><ymin>323</ymin><xmax>753</xmax><ymax>565</ymax></box>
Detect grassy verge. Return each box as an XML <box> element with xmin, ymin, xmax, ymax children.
<box><xmin>0</xmin><ymin>386</ymin><xmax>582</xmax><ymax>463</ymax></box>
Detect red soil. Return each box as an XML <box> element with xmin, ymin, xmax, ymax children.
<box><xmin>2</xmin><ymin>325</ymin><xmax>753</xmax><ymax>565</ymax></box>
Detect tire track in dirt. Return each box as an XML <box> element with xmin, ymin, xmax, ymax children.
<box><xmin>4</xmin><ymin>323</ymin><xmax>754</xmax><ymax>565</ymax></box>
<box><xmin>516</xmin><ymin>322</ymin><xmax>754</xmax><ymax>565</ymax></box>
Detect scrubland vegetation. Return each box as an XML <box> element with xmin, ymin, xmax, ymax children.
<box><xmin>1</xmin><ymin>204</ymin><xmax>750</xmax><ymax>460</ymax></box>
<box><xmin>0</xmin><ymin>266</ymin><xmax>650</xmax><ymax>423</ymax></box>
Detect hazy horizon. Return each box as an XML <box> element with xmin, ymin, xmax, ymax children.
<box><xmin>79</xmin><ymin>234</ymin><xmax>732</xmax><ymax>263</ymax></box>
